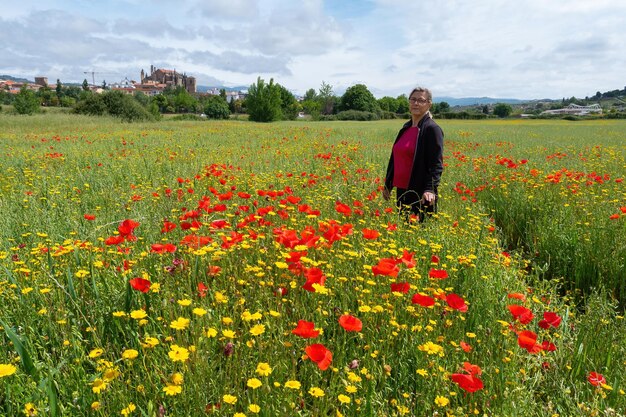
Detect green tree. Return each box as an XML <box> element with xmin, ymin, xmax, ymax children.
<box><xmin>246</xmin><ymin>77</ymin><xmax>281</xmax><ymax>122</ymax></box>
<box><xmin>303</xmin><ymin>88</ymin><xmax>317</xmax><ymax>101</ymax></box>
<box><xmin>14</xmin><ymin>86</ymin><xmax>40</xmax><ymax>115</ymax></box>
<box><xmin>378</xmin><ymin>96</ymin><xmax>399</xmax><ymax>113</ymax></box>
<box><xmin>82</xmin><ymin>79</ymin><xmax>90</xmax><ymax>91</ymax></box>
<box><xmin>56</xmin><ymin>79</ymin><xmax>63</xmax><ymax>100</ymax></box>
<box><xmin>438</xmin><ymin>101</ymin><xmax>450</xmax><ymax>113</ymax></box>
<box><xmin>493</xmin><ymin>103</ymin><xmax>513</xmax><ymax>118</ymax></box>
<box><xmin>318</xmin><ymin>81</ymin><xmax>336</xmax><ymax>115</ymax></box>
<box><xmin>276</xmin><ymin>84</ymin><xmax>299</xmax><ymax>120</ymax></box>
<box><xmin>340</xmin><ymin>84</ymin><xmax>379</xmax><ymax>113</ymax></box>
<box><xmin>396</xmin><ymin>94</ymin><xmax>409</xmax><ymax>114</ymax></box>
<box><xmin>204</xmin><ymin>95</ymin><xmax>230</xmax><ymax>119</ymax></box>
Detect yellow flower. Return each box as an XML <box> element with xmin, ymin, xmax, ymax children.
<box><xmin>121</xmin><ymin>402</ymin><xmax>136</xmax><ymax>416</ymax></box>
<box><xmin>346</xmin><ymin>385</ymin><xmax>358</xmax><ymax>393</ymax></box>
<box><xmin>416</xmin><ymin>369</ymin><xmax>429</xmax><ymax>377</ymax></box>
<box><xmin>214</xmin><ymin>291</ymin><xmax>228</xmax><ymax>303</ymax></box>
<box><xmin>177</xmin><ymin>298</ymin><xmax>192</xmax><ymax>306</ymax></box>
<box><xmin>142</xmin><ymin>336</ymin><xmax>159</xmax><ymax>348</ymax></box>
<box><xmin>247</xmin><ymin>378</ymin><xmax>263</xmax><ymax>389</ymax></box>
<box><xmin>234</xmin><ymin>413</ymin><xmax>246</xmax><ymax>417</ymax></box>
<box><xmin>193</xmin><ymin>307</ymin><xmax>207</xmax><ymax>316</ymax></box>
<box><xmin>91</xmin><ymin>378</ymin><xmax>107</xmax><ymax>394</ymax></box>
<box><xmin>285</xmin><ymin>380</ymin><xmax>301</xmax><ymax>390</ymax></box>
<box><xmin>338</xmin><ymin>394</ymin><xmax>351</xmax><ymax>404</ymax></box>
<box><xmin>122</xmin><ymin>349</ymin><xmax>139</xmax><ymax>360</ymax></box>
<box><xmin>434</xmin><ymin>396</ymin><xmax>449</xmax><ymax>407</ymax></box>
<box><xmin>256</xmin><ymin>362</ymin><xmax>272</xmax><ymax>376</ymax></box>
<box><xmin>22</xmin><ymin>287</ymin><xmax>34</xmax><ymax>295</ymax></box>
<box><xmin>103</xmin><ymin>367</ymin><xmax>120</xmax><ymax>381</ymax></box>
<box><xmin>222</xmin><ymin>329</ymin><xmax>237</xmax><ymax>339</ymax></box>
<box><xmin>0</xmin><ymin>364</ymin><xmax>17</xmax><ymax>377</ymax></box>
<box><xmin>24</xmin><ymin>403</ymin><xmax>37</xmax><ymax>416</ymax></box>
<box><xmin>250</xmin><ymin>324</ymin><xmax>265</xmax><ymax>336</ymax></box>
<box><xmin>170</xmin><ymin>317</ymin><xmax>190</xmax><ymax>330</ymax></box>
<box><xmin>168</xmin><ymin>345</ymin><xmax>189</xmax><ymax>362</ymax></box>
<box><xmin>171</xmin><ymin>372</ymin><xmax>184</xmax><ymax>385</ymax></box>
<box><xmin>88</xmin><ymin>348</ymin><xmax>104</xmax><ymax>359</ymax></box>
<box><xmin>112</xmin><ymin>311</ymin><xmax>127</xmax><ymax>317</ymax></box>
<box><xmin>163</xmin><ymin>384</ymin><xmax>182</xmax><ymax>396</ymax></box>
<box><xmin>222</xmin><ymin>394</ymin><xmax>237</xmax><ymax>405</ymax></box>
<box><xmin>418</xmin><ymin>341</ymin><xmax>444</xmax><ymax>356</ymax></box>
<box><xmin>75</xmin><ymin>269</ymin><xmax>90</xmax><ymax>278</ymax></box>
<box><xmin>248</xmin><ymin>404</ymin><xmax>261</xmax><ymax>413</ymax></box>
<box><xmin>91</xmin><ymin>401</ymin><xmax>101</xmax><ymax>410</ymax></box>
<box><xmin>206</xmin><ymin>328</ymin><xmax>218</xmax><ymax>337</ymax></box>
<box><xmin>309</xmin><ymin>387</ymin><xmax>325</xmax><ymax>397</ymax></box>
<box><xmin>130</xmin><ymin>309</ymin><xmax>147</xmax><ymax>320</ymax></box>
<box><xmin>222</xmin><ymin>317</ymin><xmax>233</xmax><ymax>325</ymax></box>
<box><xmin>150</xmin><ymin>282</ymin><xmax>161</xmax><ymax>293</ymax></box>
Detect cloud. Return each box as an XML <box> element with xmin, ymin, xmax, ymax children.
<box><xmin>189</xmin><ymin>50</ymin><xmax>291</xmax><ymax>74</ymax></box>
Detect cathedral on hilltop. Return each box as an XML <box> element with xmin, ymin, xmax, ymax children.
<box><xmin>140</xmin><ymin>65</ymin><xmax>196</xmax><ymax>93</ymax></box>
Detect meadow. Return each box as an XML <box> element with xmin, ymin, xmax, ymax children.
<box><xmin>0</xmin><ymin>114</ymin><xmax>625</xmax><ymax>417</ymax></box>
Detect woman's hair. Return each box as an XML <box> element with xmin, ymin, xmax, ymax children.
<box><xmin>409</xmin><ymin>87</ymin><xmax>432</xmax><ymax>102</ymax></box>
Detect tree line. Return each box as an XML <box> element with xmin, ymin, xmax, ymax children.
<box><xmin>1</xmin><ymin>76</ymin><xmax>525</xmax><ymax>122</ymax></box>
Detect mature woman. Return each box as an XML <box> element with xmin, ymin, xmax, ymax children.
<box><xmin>383</xmin><ymin>87</ymin><xmax>444</xmax><ymax>221</ymax></box>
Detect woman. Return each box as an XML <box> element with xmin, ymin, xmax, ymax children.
<box><xmin>383</xmin><ymin>87</ymin><xmax>444</xmax><ymax>221</ymax></box>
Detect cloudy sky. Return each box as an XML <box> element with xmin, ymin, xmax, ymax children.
<box><xmin>1</xmin><ymin>0</ymin><xmax>625</xmax><ymax>99</ymax></box>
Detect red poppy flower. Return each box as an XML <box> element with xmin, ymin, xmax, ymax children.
<box><xmin>428</xmin><ymin>268</ymin><xmax>448</xmax><ymax>279</ymax></box>
<box><xmin>361</xmin><ymin>228</ymin><xmax>380</xmax><ymax>240</ymax></box>
<box><xmin>538</xmin><ymin>311</ymin><xmax>562</xmax><ymax>329</ymax></box>
<box><xmin>508</xmin><ymin>304</ymin><xmax>534</xmax><ymax>324</ymax></box>
<box><xmin>338</xmin><ymin>314</ymin><xmax>363</xmax><ymax>332</ymax></box>
<box><xmin>450</xmin><ymin>373</ymin><xmax>484</xmax><ymax>393</ymax></box>
<box><xmin>335</xmin><ymin>201</ymin><xmax>352</xmax><ymax>216</ymax></box>
<box><xmin>207</xmin><ymin>265</ymin><xmax>222</xmax><ymax>276</ymax></box>
<box><xmin>129</xmin><ymin>277</ymin><xmax>151</xmax><ymax>293</ymax></box>
<box><xmin>197</xmin><ymin>282</ymin><xmax>208</xmax><ymax>298</ymax></box>
<box><xmin>372</xmin><ymin>258</ymin><xmax>400</xmax><ymax>277</ymax></box>
<box><xmin>507</xmin><ymin>292</ymin><xmax>526</xmax><ymax>301</ymax></box>
<box><xmin>541</xmin><ymin>340</ymin><xmax>557</xmax><ymax>352</ymax></box>
<box><xmin>390</xmin><ymin>282</ymin><xmax>410</xmax><ymax>294</ymax></box>
<box><xmin>399</xmin><ymin>250</ymin><xmax>416</xmax><ymax>268</ymax></box>
<box><xmin>587</xmin><ymin>371</ymin><xmax>606</xmax><ymax>387</ymax></box>
<box><xmin>118</xmin><ymin>219</ymin><xmax>140</xmax><ymax>236</ymax></box>
<box><xmin>161</xmin><ymin>220</ymin><xmax>177</xmax><ymax>233</ymax></box>
<box><xmin>305</xmin><ymin>344</ymin><xmax>332</xmax><ymax>370</ymax></box>
<box><xmin>150</xmin><ymin>243</ymin><xmax>177</xmax><ymax>253</ymax></box>
<box><xmin>446</xmin><ymin>293</ymin><xmax>468</xmax><ymax>312</ymax></box>
<box><xmin>462</xmin><ymin>361</ymin><xmax>482</xmax><ymax>376</ymax></box>
<box><xmin>460</xmin><ymin>341</ymin><xmax>472</xmax><ymax>352</ymax></box>
<box><xmin>83</xmin><ymin>214</ymin><xmax>96</xmax><ymax>221</ymax></box>
<box><xmin>411</xmin><ymin>293</ymin><xmax>435</xmax><ymax>307</ymax></box>
<box><xmin>292</xmin><ymin>320</ymin><xmax>320</xmax><ymax>338</ymax></box>
<box><xmin>302</xmin><ymin>267</ymin><xmax>326</xmax><ymax>292</ymax></box>
<box><xmin>105</xmin><ymin>235</ymin><xmax>125</xmax><ymax>246</ymax></box>
<box><xmin>517</xmin><ymin>330</ymin><xmax>542</xmax><ymax>354</ymax></box>
<box><xmin>430</xmin><ymin>254</ymin><xmax>440</xmax><ymax>264</ymax></box>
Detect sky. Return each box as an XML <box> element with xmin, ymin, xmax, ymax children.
<box><xmin>1</xmin><ymin>0</ymin><xmax>625</xmax><ymax>100</ymax></box>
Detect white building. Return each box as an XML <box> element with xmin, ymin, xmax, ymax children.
<box><xmin>541</xmin><ymin>103</ymin><xmax>602</xmax><ymax>116</ymax></box>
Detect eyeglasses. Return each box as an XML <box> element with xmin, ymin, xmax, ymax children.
<box><xmin>409</xmin><ymin>98</ymin><xmax>429</xmax><ymax>104</ymax></box>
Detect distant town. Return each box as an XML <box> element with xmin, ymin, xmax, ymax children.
<box><xmin>0</xmin><ymin>66</ymin><xmax>249</xmax><ymax>103</ymax></box>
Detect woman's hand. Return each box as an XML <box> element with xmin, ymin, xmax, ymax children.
<box><xmin>382</xmin><ymin>188</ymin><xmax>391</xmax><ymax>201</ymax></box>
<box><xmin>421</xmin><ymin>191</ymin><xmax>436</xmax><ymax>205</ymax></box>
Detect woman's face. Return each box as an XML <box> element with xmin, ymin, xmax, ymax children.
<box><xmin>408</xmin><ymin>92</ymin><xmax>431</xmax><ymax>119</ymax></box>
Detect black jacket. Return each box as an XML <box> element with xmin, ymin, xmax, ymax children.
<box><xmin>384</xmin><ymin>114</ymin><xmax>444</xmax><ymax>196</ymax></box>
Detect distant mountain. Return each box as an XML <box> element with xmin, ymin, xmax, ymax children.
<box><xmin>436</xmin><ymin>96</ymin><xmax>529</xmax><ymax>106</ymax></box>
<box><xmin>197</xmin><ymin>85</ymin><xmax>248</xmax><ymax>93</ymax></box>
<box><xmin>0</xmin><ymin>74</ymin><xmax>32</xmax><ymax>83</ymax></box>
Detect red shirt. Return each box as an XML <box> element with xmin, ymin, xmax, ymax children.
<box><xmin>392</xmin><ymin>126</ymin><xmax>419</xmax><ymax>189</ymax></box>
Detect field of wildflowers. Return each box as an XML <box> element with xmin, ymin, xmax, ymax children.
<box><xmin>0</xmin><ymin>114</ymin><xmax>625</xmax><ymax>416</ymax></box>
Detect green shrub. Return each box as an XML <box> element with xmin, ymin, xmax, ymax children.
<box><xmin>204</xmin><ymin>96</ymin><xmax>230</xmax><ymax>119</ymax></box>
<box><xmin>74</xmin><ymin>91</ymin><xmax>155</xmax><ymax>122</ymax></box>
<box><xmin>336</xmin><ymin>110</ymin><xmax>380</xmax><ymax>121</ymax></box>
<box><xmin>170</xmin><ymin>114</ymin><xmax>205</xmax><ymax>121</ymax></box>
